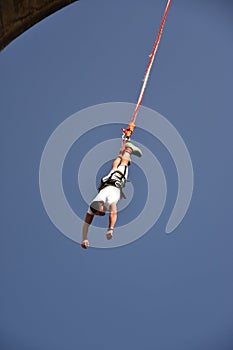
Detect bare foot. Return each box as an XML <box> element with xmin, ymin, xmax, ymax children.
<box><xmin>81</xmin><ymin>240</ymin><xmax>89</xmax><ymax>249</ymax></box>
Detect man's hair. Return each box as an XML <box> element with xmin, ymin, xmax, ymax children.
<box><xmin>90</xmin><ymin>201</ymin><xmax>105</xmax><ymax>216</ymax></box>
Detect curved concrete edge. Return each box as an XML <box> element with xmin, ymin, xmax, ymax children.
<box><xmin>0</xmin><ymin>0</ymin><xmax>78</xmax><ymax>51</ymax></box>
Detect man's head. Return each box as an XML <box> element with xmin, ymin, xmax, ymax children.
<box><xmin>90</xmin><ymin>201</ymin><xmax>106</xmax><ymax>216</ymax></box>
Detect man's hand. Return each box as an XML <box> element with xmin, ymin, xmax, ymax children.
<box><xmin>81</xmin><ymin>239</ymin><xmax>89</xmax><ymax>249</ymax></box>
<box><xmin>106</xmin><ymin>228</ymin><xmax>113</xmax><ymax>240</ymax></box>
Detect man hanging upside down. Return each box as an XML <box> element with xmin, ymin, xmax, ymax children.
<box><xmin>81</xmin><ymin>141</ymin><xmax>142</xmax><ymax>249</ymax></box>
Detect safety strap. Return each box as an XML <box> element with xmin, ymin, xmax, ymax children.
<box><xmin>98</xmin><ymin>169</ymin><xmax>127</xmax><ymax>198</ymax></box>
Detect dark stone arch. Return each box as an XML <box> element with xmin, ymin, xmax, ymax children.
<box><xmin>0</xmin><ymin>0</ymin><xmax>78</xmax><ymax>51</ymax></box>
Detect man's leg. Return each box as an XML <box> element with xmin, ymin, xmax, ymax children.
<box><xmin>120</xmin><ymin>141</ymin><xmax>142</xmax><ymax>166</ymax></box>
<box><xmin>110</xmin><ymin>141</ymin><xmax>142</xmax><ymax>174</ymax></box>
<box><xmin>120</xmin><ymin>150</ymin><xmax>131</xmax><ymax>166</ymax></box>
<box><xmin>111</xmin><ymin>147</ymin><xmax>124</xmax><ymax>170</ymax></box>
<box><xmin>124</xmin><ymin>142</ymin><xmax>142</xmax><ymax>157</ymax></box>
<box><xmin>112</xmin><ymin>156</ymin><xmax>122</xmax><ymax>170</ymax></box>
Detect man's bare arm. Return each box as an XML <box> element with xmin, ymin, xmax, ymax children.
<box><xmin>109</xmin><ymin>202</ymin><xmax>117</xmax><ymax>229</ymax></box>
<box><xmin>82</xmin><ymin>213</ymin><xmax>94</xmax><ymax>242</ymax></box>
<box><xmin>106</xmin><ymin>203</ymin><xmax>117</xmax><ymax>240</ymax></box>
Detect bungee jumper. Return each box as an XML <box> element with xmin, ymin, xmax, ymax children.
<box><xmin>81</xmin><ymin>0</ymin><xmax>172</xmax><ymax>249</ymax></box>
<box><xmin>81</xmin><ymin>142</ymin><xmax>142</xmax><ymax>249</ymax></box>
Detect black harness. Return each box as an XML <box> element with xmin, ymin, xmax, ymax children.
<box><xmin>98</xmin><ymin>169</ymin><xmax>127</xmax><ymax>199</ymax></box>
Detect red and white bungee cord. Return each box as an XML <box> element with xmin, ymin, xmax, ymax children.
<box><xmin>121</xmin><ymin>0</ymin><xmax>172</xmax><ymax>143</ymax></box>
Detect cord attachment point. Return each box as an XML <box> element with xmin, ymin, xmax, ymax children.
<box><xmin>121</xmin><ymin>122</ymin><xmax>136</xmax><ymax>140</ymax></box>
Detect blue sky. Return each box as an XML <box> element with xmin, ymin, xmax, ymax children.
<box><xmin>1</xmin><ymin>1</ymin><xmax>233</xmax><ymax>349</ymax></box>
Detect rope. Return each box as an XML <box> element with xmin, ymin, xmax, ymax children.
<box><xmin>122</xmin><ymin>0</ymin><xmax>172</xmax><ymax>141</ymax></box>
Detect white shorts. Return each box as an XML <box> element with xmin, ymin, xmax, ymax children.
<box><xmin>88</xmin><ymin>185</ymin><xmax>121</xmax><ymax>214</ymax></box>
